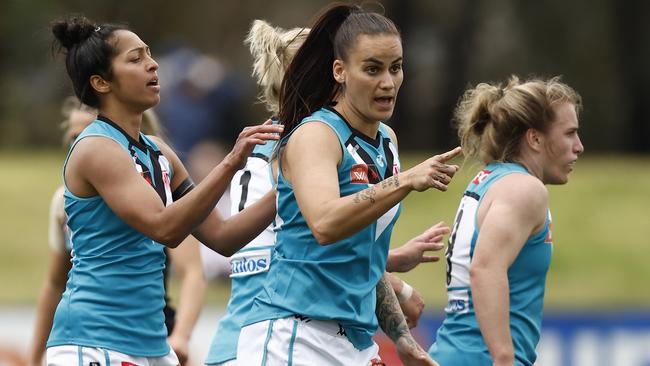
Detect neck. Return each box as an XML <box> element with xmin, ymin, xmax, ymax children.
<box><xmin>333</xmin><ymin>98</ymin><xmax>380</xmax><ymax>139</ymax></box>
<box><xmin>510</xmin><ymin>152</ymin><xmax>543</xmax><ymax>182</ymax></box>
<box><xmin>98</xmin><ymin>102</ymin><xmax>143</xmax><ymax>141</ymax></box>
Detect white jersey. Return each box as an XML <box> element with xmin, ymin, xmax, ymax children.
<box><xmin>205</xmin><ymin>130</ymin><xmax>277</xmax><ymax>365</ymax></box>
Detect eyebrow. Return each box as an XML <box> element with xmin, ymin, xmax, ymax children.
<box><xmin>126</xmin><ymin>46</ymin><xmax>150</xmax><ymax>55</ymax></box>
<box><xmin>362</xmin><ymin>56</ymin><xmax>403</xmax><ymax>65</ymax></box>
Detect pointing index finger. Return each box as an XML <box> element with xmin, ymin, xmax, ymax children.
<box><xmin>437</xmin><ymin>146</ymin><xmax>462</xmax><ymax>163</ymax></box>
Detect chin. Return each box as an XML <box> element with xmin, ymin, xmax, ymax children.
<box><xmin>548</xmin><ymin>175</ymin><xmax>569</xmax><ymax>185</ymax></box>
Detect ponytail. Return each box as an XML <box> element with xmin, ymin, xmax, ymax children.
<box><xmin>455</xmin><ymin>75</ymin><xmax>581</xmax><ymax>163</ymax></box>
<box><xmin>246</xmin><ymin>20</ymin><xmax>309</xmax><ymax>116</ymax></box>
<box><xmin>277</xmin><ymin>4</ymin><xmax>358</xmax><ymax>137</ymax></box>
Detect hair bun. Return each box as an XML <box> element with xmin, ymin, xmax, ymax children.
<box><xmin>51</xmin><ymin>16</ymin><xmax>96</xmax><ymax>50</ymax></box>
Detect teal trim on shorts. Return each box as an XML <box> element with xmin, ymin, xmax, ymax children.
<box><xmin>77</xmin><ymin>346</ymin><xmax>83</xmax><ymax>366</ymax></box>
<box><xmin>102</xmin><ymin>349</ymin><xmax>110</xmax><ymax>365</ymax></box>
<box><xmin>261</xmin><ymin>320</ymin><xmax>275</xmax><ymax>366</ymax></box>
<box><xmin>287</xmin><ymin>320</ymin><xmax>298</xmax><ymax>366</ymax></box>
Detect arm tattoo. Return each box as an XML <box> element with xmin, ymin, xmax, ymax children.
<box><xmin>375</xmin><ymin>275</ymin><xmax>410</xmax><ymax>342</ymax></box>
<box><xmin>380</xmin><ymin>175</ymin><xmax>400</xmax><ymax>189</ymax></box>
<box><xmin>353</xmin><ymin>186</ymin><xmax>377</xmax><ymax>204</ymax></box>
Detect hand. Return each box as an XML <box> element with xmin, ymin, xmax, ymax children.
<box><xmin>167</xmin><ymin>334</ymin><xmax>189</xmax><ymax>365</ymax></box>
<box><xmin>399</xmin><ymin>288</ymin><xmax>425</xmax><ymax>328</ymax></box>
<box><xmin>388</xmin><ymin>221</ymin><xmax>450</xmax><ymax>272</ymax></box>
<box><xmin>395</xmin><ymin>335</ymin><xmax>440</xmax><ymax>366</ymax></box>
<box><xmin>223</xmin><ymin>119</ymin><xmax>283</xmax><ymax>170</ymax></box>
<box><xmin>405</xmin><ymin>147</ymin><xmax>461</xmax><ymax>192</ymax></box>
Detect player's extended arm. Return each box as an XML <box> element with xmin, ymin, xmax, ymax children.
<box><xmin>285</xmin><ymin>121</ymin><xmax>461</xmax><ymax>244</ymax></box>
<box><xmin>470</xmin><ymin>174</ymin><xmax>548</xmax><ymax>366</ymax></box>
<box><xmin>65</xmin><ymin>122</ymin><xmax>281</xmax><ymax>249</ymax></box>
<box><xmin>376</xmin><ymin>274</ymin><xmax>438</xmax><ymax>366</ymax></box>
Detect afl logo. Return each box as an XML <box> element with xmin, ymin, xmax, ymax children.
<box><xmin>350</xmin><ymin>164</ymin><xmax>370</xmax><ymax>184</ymax></box>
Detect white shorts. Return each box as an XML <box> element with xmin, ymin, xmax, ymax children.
<box><xmin>46</xmin><ymin>345</ymin><xmax>179</xmax><ymax>366</ymax></box>
<box><xmin>210</xmin><ymin>360</ymin><xmax>236</xmax><ymax>366</ymax></box>
<box><xmin>236</xmin><ymin>315</ymin><xmax>384</xmax><ymax>366</ymax></box>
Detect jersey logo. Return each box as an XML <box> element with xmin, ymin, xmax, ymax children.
<box><xmin>121</xmin><ymin>362</ymin><xmax>140</xmax><ymax>366</ymax></box>
<box><xmin>472</xmin><ymin>169</ymin><xmax>492</xmax><ymax>185</ymax></box>
<box><xmin>392</xmin><ymin>164</ymin><xmax>400</xmax><ymax>176</ymax></box>
<box><xmin>350</xmin><ymin>164</ymin><xmax>370</xmax><ymax>184</ymax></box>
<box><xmin>350</xmin><ymin>164</ymin><xmax>382</xmax><ymax>184</ymax></box>
<box><xmin>230</xmin><ymin>249</ymin><xmax>271</xmax><ymax>277</ymax></box>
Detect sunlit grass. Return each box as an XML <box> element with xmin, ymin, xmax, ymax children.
<box><xmin>1</xmin><ymin>151</ymin><xmax>648</xmax><ymax>310</ymax></box>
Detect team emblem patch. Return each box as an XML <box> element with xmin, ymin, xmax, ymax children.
<box><xmin>350</xmin><ymin>164</ymin><xmax>370</xmax><ymax>184</ymax></box>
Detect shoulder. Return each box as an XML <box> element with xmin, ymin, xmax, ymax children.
<box><xmin>488</xmin><ymin>173</ymin><xmax>548</xmax><ymax>220</ymax></box>
<box><xmin>288</xmin><ymin>120</ymin><xmax>340</xmax><ymax>146</ymax></box>
<box><xmin>284</xmin><ymin>121</ymin><xmax>342</xmax><ymax>164</ymax></box>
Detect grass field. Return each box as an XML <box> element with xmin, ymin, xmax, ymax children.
<box><xmin>1</xmin><ymin>150</ymin><xmax>648</xmax><ymax>310</ymax></box>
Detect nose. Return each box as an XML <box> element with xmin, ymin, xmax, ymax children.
<box><xmin>146</xmin><ymin>56</ymin><xmax>159</xmax><ymax>72</ymax></box>
<box><xmin>575</xmin><ymin>135</ymin><xmax>584</xmax><ymax>155</ymax></box>
<box><xmin>378</xmin><ymin>71</ymin><xmax>395</xmax><ymax>90</ymax></box>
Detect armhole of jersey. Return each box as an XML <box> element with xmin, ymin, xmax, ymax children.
<box><xmin>472</xmin><ymin>170</ymin><xmax>531</xmax><ymax>236</ymax></box>
<box><xmin>62</xmin><ymin>133</ymin><xmax>125</xmax><ymax>200</ymax></box>
<box><xmin>530</xmin><ymin>209</ymin><xmax>551</xmax><ymax>240</ymax></box>
<box><xmin>277</xmin><ymin>119</ymin><xmax>345</xmax><ymax>188</ymax></box>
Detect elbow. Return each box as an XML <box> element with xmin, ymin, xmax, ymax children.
<box><xmin>469</xmin><ymin>263</ymin><xmax>486</xmax><ymax>284</ymax></box>
<box><xmin>217</xmin><ymin>245</ymin><xmax>237</xmax><ymax>257</ymax></box>
<box><xmin>150</xmin><ymin>230</ymin><xmax>184</xmax><ymax>248</ymax></box>
<box><xmin>310</xmin><ymin>221</ymin><xmax>338</xmax><ymax>245</ymax></box>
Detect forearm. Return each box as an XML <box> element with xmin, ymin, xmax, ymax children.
<box><xmin>28</xmin><ymin>283</ymin><xmax>63</xmax><ymax>365</ymax></box>
<box><xmin>471</xmin><ymin>266</ymin><xmax>514</xmax><ymax>364</ymax></box>
<box><xmin>154</xmin><ymin>161</ymin><xmax>239</xmax><ymax>246</ymax></box>
<box><xmin>169</xmin><ymin>270</ymin><xmax>206</xmax><ymax>341</ymax></box>
<box><xmin>375</xmin><ymin>273</ymin><xmax>410</xmax><ymax>341</ymax></box>
<box><xmin>197</xmin><ymin>190</ymin><xmax>276</xmax><ymax>256</ymax></box>
<box><xmin>309</xmin><ymin>175</ymin><xmax>411</xmax><ymax>244</ymax></box>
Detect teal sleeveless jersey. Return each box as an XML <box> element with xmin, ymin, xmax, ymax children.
<box><xmin>205</xmin><ymin>128</ymin><xmax>277</xmax><ymax>364</ymax></box>
<box><xmin>245</xmin><ymin>107</ymin><xmax>401</xmax><ymax>350</ymax></box>
<box><xmin>429</xmin><ymin>162</ymin><xmax>553</xmax><ymax>366</ymax></box>
<box><xmin>47</xmin><ymin>116</ymin><xmax>174</xmax><ymax>356</ymax></box>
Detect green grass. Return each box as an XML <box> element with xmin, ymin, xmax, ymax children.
<box><xmin>1</xmin><ymin>150</ymin><xmax>649</xmax><ymax>309</ymax></box>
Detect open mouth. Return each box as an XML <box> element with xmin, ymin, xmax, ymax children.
<box><xmin>147</xmin><ymin>78</ymin><xmax>159</xmax><ymax>87</ymax></box>
<box><xmin>374</xmin><ymin>96</ymin><xmax>394</xmax><ymax>106</ymax></box>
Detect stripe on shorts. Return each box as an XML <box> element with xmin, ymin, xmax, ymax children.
<box><xmin>261</xmin><ymin>319</ymin><xmax>275</xmax><ymax>366</ymax></box>
<box><xmin>288</xmin><ymin>320</ymin><xmax>298</xmax><ymax>366</ymax></box>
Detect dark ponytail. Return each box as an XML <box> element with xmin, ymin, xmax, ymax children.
<box><xmin>51</xmin><ymin>16</ymin><xmax>128</xmax><ymax>108</ymax></box>
<box><xmin>277</xmin><ymin>4</ymin><xmax>356</xmax><ymax>138</ymax></box>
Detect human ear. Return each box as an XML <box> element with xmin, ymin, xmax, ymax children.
<box><xmin>90</xmin><ymin>74</ymin><xmax>110</xmax><ymax>95</ymax></box>
<box><xmin>332</xmin><ymin>59</ymin><xmax>346</xmax><ymax>84</ymax></box>
<box><xmin>525</xmin><ymin>128</ymin><xmax>543</xmax><ymax>152</ymax></box>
